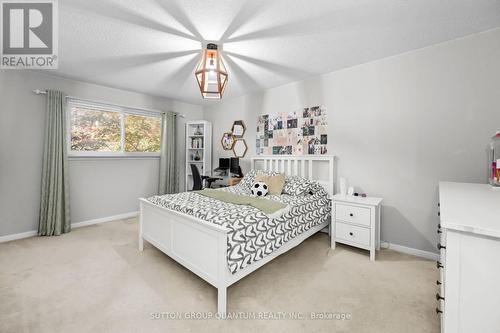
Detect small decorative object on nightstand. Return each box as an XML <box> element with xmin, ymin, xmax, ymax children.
<box><xmin>331</xmin><ymin>194</ymin><xmax>382</xmax><ymax>261</ymax></box>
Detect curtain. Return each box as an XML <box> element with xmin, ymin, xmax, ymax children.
<box><xmin>159</xmin><ymin>111</ymin><xmax>178</xmax><ymax>195</ymax></box>
<box><xmin>38</xmin><ymin>90</ymin><xmax>71</xmax><ymax>236</ymax></box>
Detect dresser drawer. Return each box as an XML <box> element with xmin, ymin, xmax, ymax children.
<box><xmin>335</xmin><ymin>203</ymin><xmax>371</xmax><ymax>227</ymax></box>
<box><xmin>335</xmin><ymin>222</ymin><xmax>370</xmax><ymax>247</ymax></box>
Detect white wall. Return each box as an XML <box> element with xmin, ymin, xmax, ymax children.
<box><xmin>0</xmin><ymin>70</ymin><xmax>203</xmax><ymax>236</ymax></box>
<box><xmin>205</xmin><ymin>28</ymin><xmax>500</xmax><ymax>254</ymax></box>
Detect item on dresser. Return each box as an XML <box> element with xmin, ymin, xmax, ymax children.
<box><xmin>437</xmin><ymin>182</ymin><xmax>500</xmax><ymax>332</ymax></box>
<box><xmin>347</xmin><ymin>186</ymin><xmax>354</xmax><ymax>196</ymax></box>
<box><xmin>489</xmin><ymin>131</ymin><xmax>500</xmax><ymax>186</ymax></box>
<box><xmin>339</xmin><ymin>177</ymin><xmax>347</xmax><ymax>196</ymax></box>
<box><xmin>331</xmin><ymin>194</ymin><xmax>382</xmax><ymax>261</ymax></box>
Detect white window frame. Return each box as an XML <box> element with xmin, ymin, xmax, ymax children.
<box><xmin>67</xmin><ymin>98</ymin><xmax>162</xmax><ymax>158</ymax></box>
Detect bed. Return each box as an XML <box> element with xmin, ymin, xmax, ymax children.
<box><xmin>138</xmin><ymin>155</ymin><xmax>335</xmax><ymax>315</ymax></box>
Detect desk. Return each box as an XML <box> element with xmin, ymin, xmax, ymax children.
<box><xmin>228</xmin><ymin>177</ymin><xmax>242</xmax><ymax>186</ymax></box>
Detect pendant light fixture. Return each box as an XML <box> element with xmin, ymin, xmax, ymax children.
<box><xmin>195</xmin><ymin>43</ymin><xmax>228</xmax><ymax>99</ymax></box>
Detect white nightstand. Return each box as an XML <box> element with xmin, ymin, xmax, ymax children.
<box><xmin>331</xmin><ymin>194</ymin><xmax>383</xmax><ymax>260</ymax></box>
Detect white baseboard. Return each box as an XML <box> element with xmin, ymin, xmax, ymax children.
<box><xmin>380</xmin><ymin>241</ymin><xmax>440</xmax><ymax>261</ymax></box>
<box><xmin>0</xmin><ymin>211</ymin><xmax>138</xmax><ymax>244</ymax></box>
<box><xmin>72</xmin><ymin>211</ymin><xmax>138</xmax><ymax>229</ymax></box>
<box><xmin>0</xmin><ymin>230</ymin><xmax>38</xmax><ymax>243</ymax></box>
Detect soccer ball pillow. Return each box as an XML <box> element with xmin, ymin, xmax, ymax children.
<box><xmin>251</xmin><ymin>181</ymin><xmax>269</xmax><ymax>197</ymax></box>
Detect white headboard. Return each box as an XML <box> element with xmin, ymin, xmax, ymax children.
<box><xmin>250</xmin><ymin>155</ymin><xmax>336</xmax><ymax>197</ymax></box>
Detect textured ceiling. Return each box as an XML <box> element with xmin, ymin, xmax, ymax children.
<box><xmin>47</xmin><ymin>0</ymin><xmax>500</xmax><ymax>105</ymax></box>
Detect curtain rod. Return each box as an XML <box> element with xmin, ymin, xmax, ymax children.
<box><xmin>32</xmin><ymin>89</ymin><xmax>186</xmax><ymax>118</ymax></box>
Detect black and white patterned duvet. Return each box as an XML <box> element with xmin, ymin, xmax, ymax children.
<box><xmin>147</xmin><ymin>183</ymin><xmax>331</xmax><ymax>274</ymax></box>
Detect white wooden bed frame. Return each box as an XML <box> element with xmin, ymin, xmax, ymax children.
<box><xmin>138</xmin><ymin>155</ymin><xmax>335</xmax><ymax>315</ymax></box>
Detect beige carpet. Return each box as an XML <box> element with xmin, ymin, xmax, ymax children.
<box><xmin>0</xmin><ymin>219</ymin><xmax>439</xmax><ymax>333</ymax></box>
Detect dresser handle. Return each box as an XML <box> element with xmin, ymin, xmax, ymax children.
<box><xmin>349</xmin><ymin>232</ymin><xmax>354</xmax><ymax>236</ymax></box>
<box><xmin>436</xmin><ymin>293</ymin><xmax>444</xmax><ymax>301</ymax></box>
<box><xmin>349</xmin><ymin>213</ymin><xmax>354</xmax><ymax>217</ymax></box>
<box><xmin>436</xmin><ymin>280</ymin><xmax>442</xmax><ymax>285</ymax></box>
<box><xmin>437</xmin><ymin>229</ymin><xmax>442</xmax><ymax>234</ymax></box>
<box><xmin>438</xmin><ymin>211</ymin><xmax>440</xmax><ymax>217</ymax></box>
<box><xmin>436</xmin><ymin>261</ymin><xmax>443</xmax><ymax>269</ymax></box>
<box><xmin>436</xmin><ymin>307</ymin><xmax>443</xmax><ymax>314</ymax></box>
<box><xmin>437</xmin><ymin>243</ymin><xmax>446</xmax><ymax>250</ymax></box>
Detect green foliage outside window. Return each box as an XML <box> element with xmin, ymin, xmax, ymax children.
<box><xmin>71</xmin><ymin>108</ymin><xmax>121</xmax><ymax>151</ymax></box>
<box><xmin>125</xmin><ymin>114</ymin><xmax>161</xmax><ymax>152</ymax></box>
<box><xmin>70</xmin><ymin>104</ymin><xmax>161</xmax><ymax>153</ymax></box>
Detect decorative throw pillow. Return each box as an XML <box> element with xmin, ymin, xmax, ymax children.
<box><xmin>240</xmin><ymin>169</ymin><xmax>258</xmax><ymax>189</ymax></box>
<box><xmin>282</xmin><ymin>175</ymin><xmax>312</xmax><ymax>196</ymax></box>
<box><xmin>251</xmin><ymin>181</ymin><xmax>269</xmax><ymax>197</ymax></box>
<box><xmin>255</xmin><ymin>172</ymin><xmax>285</xmax><ymax>195</ymax></box>
<box><xmin>309</xmin><ymin>180</ymin><xmax>329</xmax><ymax>197</ymax></box>
<box><xmin>240</xmin><ymin>169</ymin><xmax>281</xmax><ymax>190</ymax></box>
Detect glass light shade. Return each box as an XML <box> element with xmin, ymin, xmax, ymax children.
<box><xmin>195</xmin><ymin>44</ymin><xmax>228</xmax><ymax>99</ymax></box>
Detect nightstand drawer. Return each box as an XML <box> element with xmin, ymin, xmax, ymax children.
<box><xmin>335</xmin><ymin>222</ymin><xmax>370</xmax><ymax>247</ymax></box>
<box><xmin>335</xmin><ymin>203</ymin><xmax>371</xmax><ymax>227</ymax></box>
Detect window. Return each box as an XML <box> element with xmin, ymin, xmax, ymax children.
<box><xmin>68</xmin><ymin>99</ymin><xmax>162</xmax><ymax>156</ymax></box>
<box><xmin>125</xmin><ymin>114</ymin><xmax>161</xmax><ymax>152</ymax></box>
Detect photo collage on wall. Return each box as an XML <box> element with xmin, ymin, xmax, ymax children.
<box><xmin>256</xmin><ymin>106</ymin><xmax>328</xmax><ymax>155</ymax></box>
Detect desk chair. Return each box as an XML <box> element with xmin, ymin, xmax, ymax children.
<box><xmin>190</xmin><ymin>164</ymin><xmax>222</xmax><ymax>190</ymax></box>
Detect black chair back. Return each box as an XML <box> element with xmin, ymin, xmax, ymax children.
<box><xmin>190</xmin><ymin>164</ymin><xmax>203</xmax><ymax>190</ymax></box>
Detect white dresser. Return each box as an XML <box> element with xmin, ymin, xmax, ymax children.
<box><xmin>331</xmin><ymin>194</ymin><xmax>382</xmax><ymax>260</ymax></box>
<box><xmin>438</xmin><ymin>182</ymin><xmax>500</xmax><ymax>333</ymax></box>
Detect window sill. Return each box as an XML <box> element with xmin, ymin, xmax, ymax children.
<box><xmin>69</xmin><ymin>154</ymin><xmax>160</xmax><ymax>161</ymax></box>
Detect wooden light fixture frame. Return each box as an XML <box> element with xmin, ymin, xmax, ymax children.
<box><xmin>195</xmin><ymin>43</ymin><xmax>228</xmax><ymax>99</ymax></box>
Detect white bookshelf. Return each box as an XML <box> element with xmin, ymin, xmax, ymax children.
<box><xmin>185</xmin><ymin>121</ymin><xmax>212</xmax><ymax>191</ymax></box>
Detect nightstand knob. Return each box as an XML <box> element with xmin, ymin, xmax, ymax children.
<box><xmin>436</xmin><ymin>261</ymin><xmax>444</xmax><ymax>269</ymax></box>
<box><xmin>436</xmin><ymin>280</ymin><xmax>442</xmax><ymax>285</ymax></box>
<box><xmin>436</xmin><ymin>293</ymin><xmax>444</xmax><ymax>301</ymax></box>
<box><xmin>349</xmin><ymin>232</ymin><xmax>353</xmax><ymax>236</ymax></box>
<box><xmin>436</xmin><ymin>307</ymin><xmax>443</xmax><ymax>314</ymax></box>
<box><xmin>349</xmin><ymin>213</ymin><xmax>354</xmax><ymax>217</ymax></box>
<box><xmin>437</xmin><ymin>243</ymin><xmax>446</xmax><ymax>250</ymax></box>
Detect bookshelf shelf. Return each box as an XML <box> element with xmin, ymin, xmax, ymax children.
<box><xmin>185</xmin><ymin>121</ymin><xmax>212</xmax><ymax>191</ymax></box>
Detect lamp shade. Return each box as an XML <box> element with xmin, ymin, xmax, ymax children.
<box><xmin>195</xmin><ymin>43</ymin><xmax>228</xmax><ymax>99</ymax></box>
